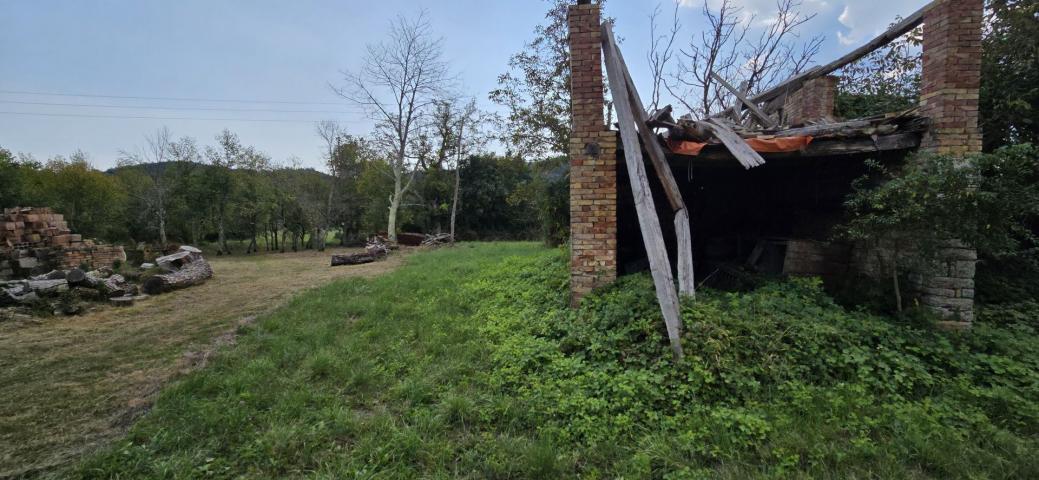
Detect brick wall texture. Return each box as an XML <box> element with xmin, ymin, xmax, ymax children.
<box><xmin>1</xmin><ymin>207</ymin><xmax>126</xmax><ymax>277</ymax></box>
<box><xmin>784</xmin><ymin>76</ymin><xmax>838</xmax><ymax>125</ymax></box>
<box><xmin>920</xmin><ymin>0</ymin><xmax>984</xmax><ymax>154</ymax></box>
<box><xmin>568</xmin><ymin>3</ymin><xmax>617</xmax><ymax>305</ymax></box>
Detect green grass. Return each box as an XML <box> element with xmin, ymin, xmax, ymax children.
<box><xmin>75</xmin><ymin>243</ymin><xmax>1039</xmax><ymax>478</ymax></box>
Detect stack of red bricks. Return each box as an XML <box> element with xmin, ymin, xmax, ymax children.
<box><xmin>0</xmin><ymin>207</ymin><xmax>78</xmax><ymax>249</ymax></box>
<box><xmin>568</xmin><ymin>2</ymin><xmax>618</xmax><ymax>305</ymax></box>
<box><xmin>1</xmin><ymin>207</ymin><xmax>126</xmax><ymax>276</ymax></box>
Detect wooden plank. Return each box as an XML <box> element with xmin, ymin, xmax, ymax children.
<box><xmin>711</xmin><ymin>72</ymin><xmax>777</xmax><ymax>129</ymax></box>
<box><xmin>696</xmin><ymin>119</ymin><xmax>766</xmax><ymax>169</ymax></box>
<box><xmin>610</xmin><ymin>25</ymin><xmax>696</xmax><ymax>298</ymax></box>
<box><xmin>674</xmin><ymin>209</ymin><xmax>695</xmax><ymax>297</ymax></box>
<box><xmin>602</xmin><ymin>22</ymin><xmax>685</xmax><ymax>361</ymax></box>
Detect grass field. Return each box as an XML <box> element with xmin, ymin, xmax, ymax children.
<box><xmin>0</xmin><ymin>247</ymin><xmax>402</xmax><ymax>478</ymax></box>
<box><xmin>71</xmin><ymin>242</ymin><xmax>1039</xmax><ymax>479</ymax></box>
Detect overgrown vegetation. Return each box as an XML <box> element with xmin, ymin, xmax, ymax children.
<box><xmin>840</xmin><ymin>144</ymin><xmax>1039</xmax><ymax>310</ymax></box>
<box><xmin>76</xmin><ymin>244</ymin><xmax>1039</xmax><ymax>478</ymax></box>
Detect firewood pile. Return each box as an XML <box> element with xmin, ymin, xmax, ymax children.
<box><xmin>420</xmin><ymin>233</ymin><xmax>453</xmax><ymax>248</ymax></box>
<box><xmin>330</xmin><ymin>236</ymin><xmax>390</xmax><ymax>267</ymax></box>
<box><xmin>0</xmin><ymin>245</ymin><xmax>212</xmax><ymax>317</ymax></box>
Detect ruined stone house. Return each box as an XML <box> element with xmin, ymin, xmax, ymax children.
<box><xmin>567</xmin><ymin>0</ymin><xmax>982</xmax><ymax>326</ymax></box>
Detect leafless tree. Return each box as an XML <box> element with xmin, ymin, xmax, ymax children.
<box><xmin>659</xmin><ymin>0</ymin><xmax>822</xmax><ymax>118</ymax></box>
<box><xmin>448</xmin><ymin>98</ymin><xmax>482</xmax><ymax>245</ymax></box>
<box><xmin>315</xmin><ymin>120</ymin><xmax>347</xmax><ymax>250</ymax></box>
<box><xmin>333</xmin><ymin>11</ymin><xmax>452</xmax><ymax>243</ymax></box>
<box><xmin>118</xmin><ymin>126</ymin><xmax>174</xmax><ymax>247</ymax></box>
<box><xmin>647</xmin><ymin>2</ymin><xmax>680</xmax><ymax>112</ymax></box>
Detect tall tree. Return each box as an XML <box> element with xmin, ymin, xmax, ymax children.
<box><xmin>334</xmin><ymin>12</ymin><xmax>451</xmax><ymax>243</ymax></box>
<box><xmin>491</xmin><ymin>1</ymin><xmax>608</xmax><ymax>159</ymax></box>
<box><xmin>204</xmin><ymin>130</ymin><xmax>243</xmax><ymax>255</ymax></box>
<box><xmin>118</xmin><ymin>126</ymin><xmax>176</xmax><ymax>247</ymax></box>
<box><xmin>980</xmin><ymin>0</ymin><xmax>1039</xmax><ymax>151</ymax></box>
<box><xmin>315</xmin><ymin>120</ymin><xmax>347</xmax><ymax>251</ymax></box>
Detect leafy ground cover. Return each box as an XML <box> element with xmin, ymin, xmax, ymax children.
<box><xmin>76</xmin><ymin>243</ymin><xmax>1039</xmax><ymax>478</ymax></box>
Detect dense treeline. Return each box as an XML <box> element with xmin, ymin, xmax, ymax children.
<box><xmin>0</xmin><ymin>130</ymin><xmax>568</xmax><ymax>252</ymax></box>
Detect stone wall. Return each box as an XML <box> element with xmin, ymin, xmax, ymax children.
<box><xmin>783</xmin><ymin>76</ymin><xmax>838</xmax><ymax>125</ymax></box>
<box><xmin>568</xmin><ymin>2</ymin><xmax>617</xmax><ymax>305</ymax></box>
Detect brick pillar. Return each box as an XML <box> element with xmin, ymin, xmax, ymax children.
<box><xmin>783</xmin><ymin>76</ymin><xmax>837</xmax><ymax>125</ymax></box>
<box><xmin>568</xmin><ymin>2</ymin><xmax>617</xmax><ymax>305</ymax></box>
<box><xmin>919</xmin><ymin>0</ymin><xmax>983</xmax><ymax>154</ymax></box>
<box><xmin>916</xmin><ymin>0</ymin><xmax>984</xmax><ymax>326</ymax></box>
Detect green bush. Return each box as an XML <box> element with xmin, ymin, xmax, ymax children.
<box><xmin>470</xmin><ymin>250</ymin><xmax>1039</xmax><ymax>477</ymax></box>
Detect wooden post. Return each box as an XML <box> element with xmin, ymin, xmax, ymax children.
<box><xmin>602</xmin><ymin>22</ymin><xmax>684</xmax><ymax>360</ymax></box>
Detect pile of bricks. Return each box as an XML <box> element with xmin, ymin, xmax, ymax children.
<box><xmin>1</xmin><ymin>207</ymin><xmax>77</xmax><ymax>249</ymax></box>
<box><xmin>1</xmin><ymin>207</ymin><xmax>126</xmax><ymax>278</ymax></box>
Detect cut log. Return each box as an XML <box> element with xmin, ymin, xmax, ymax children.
<box><xmin>142</xmin><ymin>259</ymin><xmax>213</xmax><ymax>294</ymax></box>
<box><xmin>102</xmin><ymin>274</ymin><xmax>129</xmax><ymax>297</ymax></box>
<box><xmin>28</xmin><ymin>279</ymin><xmax>69</xmax><ymax>295</ymax></box>
<box><xmin>66</xmin><ymin>268</ymin><xmax>87</xmax><ymax>286</ymax></box>
<box><xmin>331</xmin><ymin>252</ymin><xmax>383</xmax><ymax>267</ymax></box>
<box><xmin>155</xmin><ymin>250</ymin><xmax>194</xmax><ymax>271</ymax></box>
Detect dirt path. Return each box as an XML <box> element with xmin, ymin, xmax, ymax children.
<box><xmin>0</xmin><ymin>248</ymin><xmax>403</xmax><ymax>478</ymax></box>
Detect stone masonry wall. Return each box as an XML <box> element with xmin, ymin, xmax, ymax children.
<box><xmin>916</xmin><ymin>0</ymin><xmax>984</xmax><ymax>325</ymax></box>
<box><xmin>1</xmin><ymin>207</ymin><xmax>126</xmax><ymax>277</ymax></box>
<box><xmin>783</xmin><ymin>76</ymin><xmax>838</xmax><ymax>125</ymax></box>
<box><xmin>568</xmin><ymin>2</ymin><xmax>617</xmax><ymax>305</ymax></box>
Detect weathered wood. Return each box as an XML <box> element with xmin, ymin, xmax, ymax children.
<box><xmin>674</xmin><ymin>209</ymin><xmax>695</xmax><ymax>297</ymax></box>
<box><xmin>711</xmin><ymin>72</ymin><xmax>777</xmax><ymax>128</ymax></box>
<box><xmin>696</xmin><ymin>119</ymin><xmax>766</xmax><ymax>169</ymax></box>
<box><xmin>28</xmin><ymin>279</ymin><xmax>69</xmax><ymax>295</ymax></box>
<box><xmin>330</xmin><ymin>252</ymin><xmax>384</xmax><ymax>267</ymax></box>
<box><xmin>613</xmin><ymin>39</ymin><xmax>695</xmax><ymax>298</ymax></box>
<box><xmin>66</xmin><ymin>268</ymin><xmax>87</xmax><ymax>285</ymax></box>
<box><xmin>155</xmin><ymin>250</ymin><xmax>194</xmax><ymax>271</ymax></box>
<box><xmin>142</xmin><ymin>258</ymin><xmax>213</xmax><ymax>294</ymax></box>
<box><xmin>603</xmin><ymin>21</ymin><xmax>684</xmax><ymax>361</ymax></box>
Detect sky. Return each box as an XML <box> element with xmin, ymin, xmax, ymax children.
<box><xmin>0</xmin><ymin>0</ymin><xmax>929</xmax><ymax>171</ymax></box>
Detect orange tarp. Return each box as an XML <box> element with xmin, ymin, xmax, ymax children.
<box><xmin>668</xmin><ymin>136</ymin><xmax>814</xmax><ymax>156</ymax></box>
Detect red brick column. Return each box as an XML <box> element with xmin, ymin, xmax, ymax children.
<box><xmin>568</xmin><ymin>2</ymin><xmax>617</xmax><ymax>305</ymax></box>
<box><xmin>920</xmin><ymin>0</ymin><xmax>983</xmax><ymax>154</ymax></box>
<box><xmin>916</xmin><ymin>0</ymin><xmax>983</xmax><ymax>326</ymax></box>
<box><xmin>783</xmin><ymin>76</ymin><xmax>838</xmax><ymax>125</ymax></box>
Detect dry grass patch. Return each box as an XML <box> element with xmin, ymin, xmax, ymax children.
<box><xmin>0</xmin><ymin>247</ymin><xmax>402</xmax><ymax>479</ymax></box>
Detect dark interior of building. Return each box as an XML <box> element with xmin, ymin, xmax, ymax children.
<box><xmin>616</xmin><ymin>149</ymin><xmax>914</xmax><ymax>282</ymax></box>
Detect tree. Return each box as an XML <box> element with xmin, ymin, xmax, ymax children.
<box><xmin>315</xmin><ymin>120</ymin><xmax>348</xmax><ymax>251</ymax></box>
<box><xmin>0</xmin><ymin>147</ymin><xmax>21</xmax><ymax>208</ymax></box>
<box><xmin>334</xmin><ymin>12</ymin><xmax>452</xmax><ymax>243</ymax></box>
<box><xmin>835</xmin><ymin>21</ymin><xmax>922</xmax><ymax>119</ymax></box>
<box><xmin>980</xmin><ymin>0</ymin><xmax>1039</xmax><ymax>151</ymax></box>
<box><xmin>660</xmin><ymin>0</ymin><xmax>821</xmax><ymax>117</ymax></box>
<box><xmin>841</xmin><ymin>145</ymin><xmax>1039</xmax><ymax>312</ymax></box>
<box><xmin>118</xmin><ymin>126</ymin><xmax>176</xmax><ymax>247</ymax></box>
<box><xmin>491</xmin><ymin>0</ymin><xmax>609</xmax><ymax>159</ymax></box>
<box><xmin>204</xmin><ymin>130</ymin><xmax>244</xmax><ymax>254</ymax></box>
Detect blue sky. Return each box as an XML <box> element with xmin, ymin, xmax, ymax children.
<box><xmin>0</xmin><ymin>0</ymin><xmax>927</xmax><ymax>171</ymax></box>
